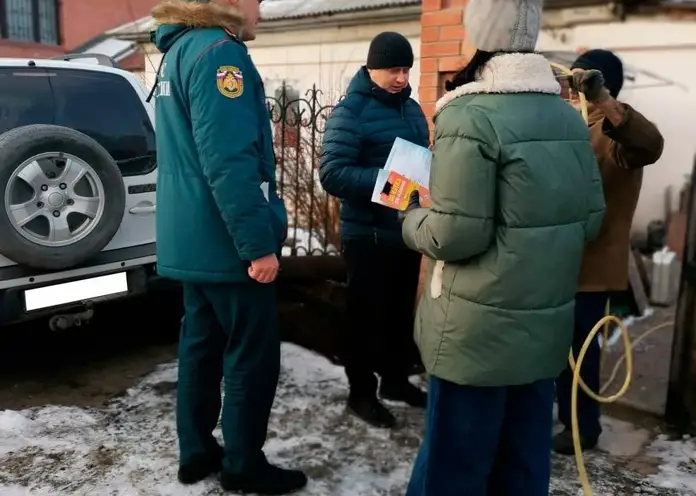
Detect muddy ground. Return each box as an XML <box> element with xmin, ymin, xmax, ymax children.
<box><xmin>0</xmin><ymin>289</ymin><xmax>182</xmax><ymax>411</ymax></box>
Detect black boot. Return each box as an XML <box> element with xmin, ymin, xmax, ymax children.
<box><xmin>220</xmin><ymin>460</ymin><xmax>307</xmax><ymax>494</ymax></box>
<box><xmin>178</xmin><ymin>444</ymin><xmax>224</xmax><ymax>484</ymax></box>
<box><xmin>380</xmin><ymin>380</ymin><xmax>427</xmax><ymax>408</ymax></box>
<box><xmin>347</xmin><ymin>395</ymin><xmax>396</xmax><ymax>428</ymax></box>
<box><xmin>553</xmin><ymin>429</ymin><xmax>598</xmax><ymax>455</ymax></box>
<box><xmin>410</xmin><ymin>362</ymin><xmax>426</xmax><ymax>376</ymax></box>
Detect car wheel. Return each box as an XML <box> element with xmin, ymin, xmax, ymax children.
<box><xmin>0</xmin><ymin>124</ymin><xmax>126</xmax><ymax>270</ymax></box>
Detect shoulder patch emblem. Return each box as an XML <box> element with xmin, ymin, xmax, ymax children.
<box><xmin>216</xmin><ymin>66</ymin><xmax>244</xmax><ymax>99</ymax></box>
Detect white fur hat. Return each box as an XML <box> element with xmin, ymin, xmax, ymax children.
<box><xmin>465</xmin><ymin>0</ymin><xmax>543</xmax><ymax>52</ymax></box>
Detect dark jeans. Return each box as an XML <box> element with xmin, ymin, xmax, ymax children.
<box><xmin>177</xmin><ymin>282</ymin><xmax>280</xmax><ymax>474</ymax></box>
<box><xmin>406</xmin><ymin>376</ymin><xmax>555</xmax><ymax>496</ymax></box>
<box><xmin>341</xmin><ymin>238</ymin><xmax>422</xmax><ymax>397</ymax></box>
<box><xmin>555</xmin><ymin>291</ymin><xmax>608</xmax><ymax>441</ymax></box>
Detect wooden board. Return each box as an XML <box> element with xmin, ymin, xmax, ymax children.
<box><xmin>628</xmin><ymin>249</ymin><xmax>650</xmax><ymax>315</ymax></box>
<box><xmin>668</xmin><ymin>211</ymin><xmax>687</xmax><ymax>261</ymax></box>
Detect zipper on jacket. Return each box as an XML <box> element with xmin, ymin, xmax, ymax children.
<box><xmin>400</xmin><ymin>103</ymin><xmax>405</xmax><ymax>120</ymax></box>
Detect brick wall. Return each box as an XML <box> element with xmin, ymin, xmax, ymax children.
<box><xmin>0</xmin><ymin>0</ymin><xmax>159</xmax><ymax>58</ymax></box>
<box><xmin>0</xmin><ymin>41</ymin><xmax>64</xmax><ymax>59</ymax></box>
<box><xmin>60</xmin><ymin>0</ymin><xmax>159</xmax><ymax>51</ymax></box>
<box><xmin>416</xmin><ymin>0</ymin><xmax>473</xmax><ymax>301</ymax></box>
<box><xmin>119</xmin><ymin>50</ymin><xmax>146</xmax><ymax>72</ymax></box>
<box><xmin>418</xmin><ymin>0</ymin><xmax>474</xmax><ymax>128</ymax></box>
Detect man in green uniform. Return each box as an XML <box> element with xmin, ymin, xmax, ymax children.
<box><xmin>150</xmin><ymin>0</ymin><xmax>306</xmax><ymax>493</ymax></box>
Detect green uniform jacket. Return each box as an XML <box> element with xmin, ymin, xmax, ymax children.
<box><xmin>152</xmin><ymin>0</ymin><xmax>287</xmax><ymax>283</ymax></box>
<box><xmin>402</xmin><ymin>53</ymin><xmax>606</xmax><ymax>387</ymax></box>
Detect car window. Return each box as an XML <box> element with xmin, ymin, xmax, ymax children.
<box><xmin>50</xmin><ymin>68</ymin><xmax>156</xmax><ymax>177</ymax></box>
<box><xmin>0</xmin><ymin>66</ymin><xmax>156</xmax><ymax>177</ymax></box>
<box><xmin>0</xmin><ymin>67</ymin><xmax>54</xmax><ymax>134</ymax></box>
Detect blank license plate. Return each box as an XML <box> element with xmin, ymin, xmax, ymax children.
<box><xmin>24</xmin><ymin>272</ymin><xmax>129</xmax><ymax>311</ymax></box>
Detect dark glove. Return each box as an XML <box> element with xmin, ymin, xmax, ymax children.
<box><xmin>397</xmin><ymin>190</ymin><xmax>421</xmax><ymax>223</ymax></box>
<box><xmin>569</xmin><ymin>69</ymin><xmax>610</xmax><ymax>104</ymax></box>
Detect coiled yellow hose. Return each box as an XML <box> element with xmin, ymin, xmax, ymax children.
<box><xmin>568</xmin><ymin>304</ymin><xmax>674</xmax><ymax>495</ymax></box>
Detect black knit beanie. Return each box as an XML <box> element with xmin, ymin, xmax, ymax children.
<box><xmin>366</xmin><ymin>32</ymin><xmax>414</xmax><ymax>69</ymax></box>
<box><xmin>571</xmin><ymin>49</ymin><xmax>624</xmax><ymax>98</ymax></box>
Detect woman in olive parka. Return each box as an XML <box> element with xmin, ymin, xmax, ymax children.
<box><xmin>402</xmin><ymin>0</ymin><xmax>606</xmax><ymax>494</ymax></box>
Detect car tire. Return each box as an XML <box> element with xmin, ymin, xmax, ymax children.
<box><xmin>0</xmin><ymin>125</ymin><xmax>126</xmax><ymax>270</ymax></box>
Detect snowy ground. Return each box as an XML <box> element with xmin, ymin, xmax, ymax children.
<box><xmin>1</xmin><ymin>343</ymin><xmax>696</xmax><ymax>495</ymax></box>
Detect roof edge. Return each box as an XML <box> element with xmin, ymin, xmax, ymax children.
<box><xmin>659</xmin><ymin>0</ymin><xmax>696</xmax><ymax>10</ymax></box>
<box><xmin>258</xmin><ymin>5</ymin><xmax>421</xmax><ymax>35</ymax></box>
<box><xmin>114</xmin><ymin>4</ymin><xmax>421</xmax><ymax>43</ymax></box>
<box><xmin>261</xmin><ymin>0</ymin><xmax>420</xmax><ymax>21</ymax></box>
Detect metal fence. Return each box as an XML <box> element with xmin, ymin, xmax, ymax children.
<box><xmin>266</xmin><ymin>84</ymin><xmax>341</xmax><ymax>257</ymax></box>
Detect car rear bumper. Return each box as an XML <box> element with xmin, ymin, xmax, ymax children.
<box><xmin>0</xmin><ymin>243</ymin><xmax>178</xmax><ymax>326</ymax></box>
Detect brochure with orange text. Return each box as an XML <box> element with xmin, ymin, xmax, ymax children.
<box><xmin>371</xmin><ymin>137</ymin><xmax>432</xmax><ymax>211</ymax></box>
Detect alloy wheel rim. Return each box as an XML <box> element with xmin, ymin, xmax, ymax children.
<box><xmin>4</xmin><ymin>152</ymin><xmax>106</xmax><ymax>247</ymax></box>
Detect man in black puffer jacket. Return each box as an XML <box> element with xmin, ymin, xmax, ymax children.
<box><xmin>319</xmin><ymin>32</ymin><xmax>430</xmax><ymax>428</ymax></box>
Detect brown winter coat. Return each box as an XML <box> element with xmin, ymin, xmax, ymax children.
<box><xmin>578</xmin><ymin>103</ymin><xmax>664</xmax><ymax>291</ymax></box>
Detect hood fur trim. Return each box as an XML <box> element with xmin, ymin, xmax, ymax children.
<box><xmin>435</xmin><ymin>53</ymin><xmax>560</xmax><ymax>115</ymax></box>
<box><xmin>151</xmin><ymin>0</ymin><xmax>244</xmax><ymax>34</ymax></box>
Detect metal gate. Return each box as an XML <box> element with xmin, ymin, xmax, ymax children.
<box><xmin>666</xmin><ymin>157</ymin><xmax>696</xmax><ymax>432</ymax></box>
<box><xmin>266</xmin><ymin>83</ymin><xmax>341</xmax><ymax>257</ymax></box>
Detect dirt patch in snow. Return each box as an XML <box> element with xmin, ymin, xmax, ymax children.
<box><xmin>0</xmin><ymin>292</ymin><xmax>181</xmax><ymax>411</ymax></box>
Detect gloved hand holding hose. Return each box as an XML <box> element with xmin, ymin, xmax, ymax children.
<box><xmin>568</xmin><ymin>69</ymin><xmax>610</xmax><ymax>104</ymax></box>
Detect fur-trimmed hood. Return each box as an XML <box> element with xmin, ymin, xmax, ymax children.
<box><xmin>435</xmin><ymin>53</ymin><xmax>560</xmax><ymax>115</ymax></box>
<box><xmin>152</xmin><ymin>0</ymin><xmax>244</xmax><ymax>36</ymax></box>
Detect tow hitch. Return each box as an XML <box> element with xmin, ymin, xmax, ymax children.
<box><xmin>48</xmin><ymin>301</ymin><xmax>95</xmax><ymax>331</ymax></box>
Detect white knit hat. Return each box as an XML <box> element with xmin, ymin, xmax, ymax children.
<box><xmin>465</xmin><ymin>0</ymin><xmax>543</xmax><ymax>52</ymax></box>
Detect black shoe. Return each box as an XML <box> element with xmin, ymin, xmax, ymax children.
<box><xmin>380</xmin><ymin>380</ymin><xmax>427</xmax><ymax>408</ymax></box>
<box><xmin>410</xmin><ymin>362</ymin><xmax>426</xmax><ymax>376</ymax></box>
<box><xmin>178</xmin><ymin>444</ymin><xmax>224</xmax><ymax>484</ymax></box>
<box><xmin>553</xmin><ymin>429</ymin><xmax>598</xmax><ymax>455</ymax></box>
<box><xmin>347</xmin><ymin>395</ymin><xmax>396</xmax><ymax>428</ymax></box>
<box><xmin>220</xmin><ymin>461</ymin><xmax>307</xmax><ymax>494</ymax></box>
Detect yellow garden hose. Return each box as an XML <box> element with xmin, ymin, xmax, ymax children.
<box><xmin>568</xmin><ymin>305</ymin><xmax>675</xmax><ymax>496</ymax></box>
<box><xmin>599</xmin><ymin>321</ymin><xmax>674</xmax><ymax>396</ymax></box>
<box><xmin>548</xmin><ymin>59</ymin><xmax>676</xmax><ymax>494</ymax></box>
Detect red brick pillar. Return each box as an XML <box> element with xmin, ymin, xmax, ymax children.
<box><xmin>416</xmin><ymin>0</ymin><xmax>473</xmax><ymax>302</ymax></box>
<box><xmin>419</xmin><ymin>0</ymin><xmax>473</xmax><ymax>126</ymax></box>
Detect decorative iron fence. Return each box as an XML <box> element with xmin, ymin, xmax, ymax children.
<box><xmin>267</xmin><ymin>83</ymin><xmax>342</xmax><ymax>257</ymax></box>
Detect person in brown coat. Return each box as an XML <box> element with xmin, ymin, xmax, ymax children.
<box><xmin>554</xmin><ymin>49</ymin><xmax>665</xmax><ymax>454</ymax></box>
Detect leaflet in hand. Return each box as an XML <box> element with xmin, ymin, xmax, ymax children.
<box><xmin>371</xmin><ymin>137</ymin><xmax>432</xmax><ymax>211</ymax></box>
<box><xmin>375</xmin><ymin>170</ymin><xmax>432</xmax><ymax>211</ymax></box>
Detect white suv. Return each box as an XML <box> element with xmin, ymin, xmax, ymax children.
<box><xmin>0</xmin><ymin>54</ymin><xmax>164</xmax><ymax>329</ymax></box>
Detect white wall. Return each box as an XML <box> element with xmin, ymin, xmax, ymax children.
<box><xmin>130</xmin><ymin>69</ymin><xmax>148</xmax><ymax>89</ymax></box>
<box><xmin>538</xmin><ymin>19</ymin><xmax>696</xmax><ymax>233</ymax></box>
<box><xmin>247</xmin><ymin>20</ymin><xmax>421</xmax><ymax>105</ymax></box>
<box><xmin>140</xmin><ymin>18</ymin><xmax>421</xmax><ymax>106</ymax></box>
<box><xmin>141</xmin><ymin>44</ymin><xmax>162</xmax><ymax>92</ymax></box>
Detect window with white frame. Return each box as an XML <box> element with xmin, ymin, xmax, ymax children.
<box><xmin>1</xmin><ymin>0</ymin><xmax>59</xmax><ymax>45</ymax></box>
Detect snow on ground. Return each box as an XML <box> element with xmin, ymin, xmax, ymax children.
<box><xmin>0</xmin><ymin>343</ymin><xmax>695</xmax><ymax>495</ymax></box>
<box><xmin>281</xmin><ymin>227</ymin><xmax>338</xmax><ymax>257</ymax></box>
<box><xmin>647</xmin><ymin>434</ymin><xmax>696</xmax><ymax>492</ymax></box>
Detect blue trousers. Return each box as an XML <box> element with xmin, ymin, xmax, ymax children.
<box><xmin>406</xmin><ymin>376</ymin><xmax>555</xmax><ymax>496</ymax></box>
<box><xmin>555</xmin><ymin>291</ymin><xmax>608</xmax><ymax>441</ymax></box>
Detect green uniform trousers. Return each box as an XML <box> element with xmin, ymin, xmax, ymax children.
<box><xmin>177</xmin><ymin>281</ymin><xmax>280</xmax><ymax>474</ymax></box>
